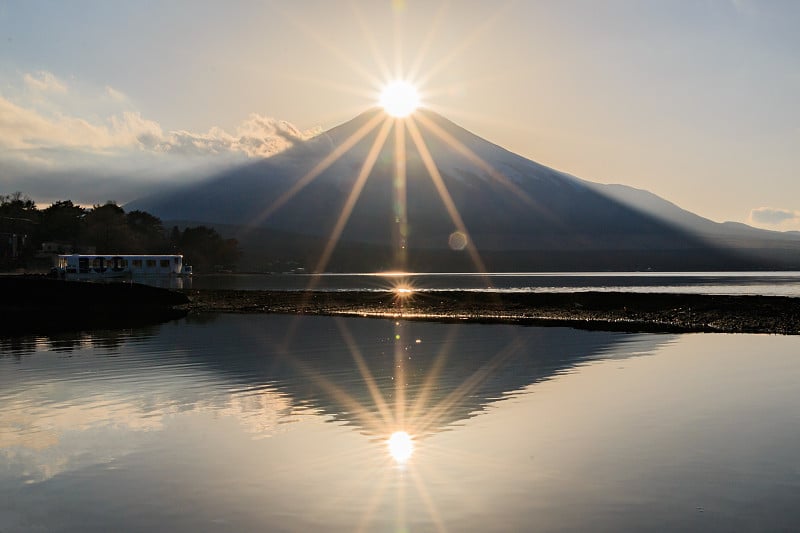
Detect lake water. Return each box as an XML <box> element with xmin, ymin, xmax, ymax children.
<box><xmin>186</xmin><ymin>271</ymin><xmax>800</xmax><ymax>297</ymax></box>
<box><xmin>2</xmin><ymin>314</ymin><xmax>800</xmax><ymax>531</ymax></box>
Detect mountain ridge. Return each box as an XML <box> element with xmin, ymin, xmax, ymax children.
<box><xmin>129</xmin><ymin>108</ymin><xmax>800</xmax><ymax>271</ymax></box>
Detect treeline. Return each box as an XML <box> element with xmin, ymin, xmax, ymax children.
<box><xmin>1</xmin><ymin>192</ymin><xmax>239</xmax><ymax>272</ymax></box>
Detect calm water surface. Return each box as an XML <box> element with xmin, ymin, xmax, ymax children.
<box><xmin>188</xmin><ymin>271</ymin><xmax>800</xmax><ymax>296</ymax></box>
<box><xmin>2</xmin><ymin>315</ymin><xmax>800</xmax><ymax>531</ymax></box>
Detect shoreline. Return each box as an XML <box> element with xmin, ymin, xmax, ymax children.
<box><xmin>180</xmin><ymin>289</ymin><xmax>800</xmax><ymax>335</ymax></box>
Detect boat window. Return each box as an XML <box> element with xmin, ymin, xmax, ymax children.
<box><xmin>92</xmin><ymin>257</ymin><xmax>107</xmax><ymax>273</ymax></box>
<box><xmin>146</xmin><ymin>259</ymin><xmax>156</xmax><ymax>268</ymax></box>
<box><xmin>111</xmin><ymin>257</ymin><xmax>127</xmax><ymax>272</ymax></box>
<box><xmin>160</xmin><ymin>259</ymin><xmax>170</xmax><ymax>268</ymax></box>
<box><xmin>132</xmin><ymin>259</ymin><xmax>143</xmax><ymax>268</ymax></box>
<box><xmin>79</xmin><ymin>257</ymin><xmax>90</xmax><ymax>273</ymax></box>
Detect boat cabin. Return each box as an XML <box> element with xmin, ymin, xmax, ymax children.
<box><xmin>56</xmin><ymin>254</ymin><xmax>190</xmax><ymax>278</ymax></box>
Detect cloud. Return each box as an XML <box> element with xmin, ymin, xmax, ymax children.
<box><xmin>0</xmin><ymin>71</ymin><xmax>319</xmax><ymax>205</ymax></box>
<box><xmin>140</xmin><ymin>115</ymin><xmax>316</xmax><ymax>157</ymax></box>
<box><xmin>0</xmin><ymin>97</ymin><xmax>163</xmax><ymax>152</ymax></box>
<box><xmin>2</xmin><ymin>72</ymin><xmax>315</xmax><ymax>157</ymax></box>
<box><xmin>23</xmin><ymin>71</ymin><xmax>68</xmax><ymax>93</ymax></box>
<box><xmin>105</xmin><ymin>85</ymin><xmax>128</xmax><ymax>102</ymax></box>
<box><xmin>749</xmin><ymin>207</ymin><xmax>800</xmax><ymax>227</ymax></box>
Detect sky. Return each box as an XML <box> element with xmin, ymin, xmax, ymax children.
<box><xmin>1</xmin><ymin>0</ymin><xmax>798</xmax><ymax>229</ymax></box>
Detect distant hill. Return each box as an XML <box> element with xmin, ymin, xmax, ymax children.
<box><xmin>129</xmin><ymin>108</ymin><xmax>800</xmax><ymax>272</ymax></box>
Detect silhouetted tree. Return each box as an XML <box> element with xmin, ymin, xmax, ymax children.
<box><xmin>0</xmin><ymin>192</ymin><xmax>243</xmax><ymax>271</ymax></box>
<box><xmin>0</xmin><ymin>192</ymin><xmax>38</xmax><ymax>263</ymax></box>
<box><xmin>82</xmin><ymin>201</ymin><xmax>133</xmax><ymax>253</ymax></box>
<box><xmin>0</xmin><ymin>192</ymin><xmax>36</xmax><ymax>212</ymax></box>
<box><xmin>171</xmin><ymin>225</ymin><xmax>240</xmax><ymax>272</ymax></box>
<box><xmin>126</xmin><ymin>210</ymin><xmax>167</xmax><ymax>252</ymax></box>
<box><xmin>38</xmin><ymin>200</ymin><xmax>86</xmax><ymax>245</ymax></box>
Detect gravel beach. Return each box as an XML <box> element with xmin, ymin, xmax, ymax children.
<box><xmin>180</xmin><ymin>289</ymin><xmax>800</xmax><ymax>334</ymax></box>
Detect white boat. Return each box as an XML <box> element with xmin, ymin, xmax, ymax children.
<box><xmin>56</xmin><ymin>254</ymin><xmax>192</xmax><ymax>280</ymax></box>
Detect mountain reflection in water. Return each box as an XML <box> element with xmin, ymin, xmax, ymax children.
<box><xmin>2</xmin><ymin>314</ymin><xmax>799</xmax><ymax>532</ymax></box>
<box><xmin>1</xmin><ymin>314</ymin><xmax>666</xmax><ymax>441</ymax></box>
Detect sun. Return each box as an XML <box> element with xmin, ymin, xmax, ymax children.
<box><xmin>379</xmin><ymin>80</ymin><xmax>420</xmax><ymax>117</ymax></box>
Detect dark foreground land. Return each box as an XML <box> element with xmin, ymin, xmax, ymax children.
<box><xmin>182</xmin><ymin>289</ymin><xmax>800</xmax><ymax>335</ymax></box>
<box><xmin>0</xmin><ymin>276</ymin><xmax>188</xmax><ymax>335</ymax></box>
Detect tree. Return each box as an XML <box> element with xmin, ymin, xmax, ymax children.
<box><xmin>126</xmin><ymin>210</ymin><xmax>167</xmax><ymax>252</ymax></box>
<box><xmin>0</xmin><ymin>191</ymin><xmax>243</xmax><ymax>271</ymax></box>
<box><xmin>82</xmin><ymin>202</ymin><xmax>133</xmax><ymax>253</ymax></box>
<box><xmin>171</xmin><ymin>226</ymin><xmax>240</xmax><ymax>272</ymax></box>
<box><xmin>0</xmin><ymin>192</ymin><xmax>38</xmax><ymax>263</ymax></box>
<box><xmin>0</xmin><ymin>192</ymin><xmax>36</xmax><ymax>212</ymax></box>
<box><xmin>39</xmin><ymin>200</ymin><xmax>86</xmax><ymax>244</ymax></box>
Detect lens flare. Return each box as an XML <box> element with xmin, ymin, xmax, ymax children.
<box><xmin>448</xmin><ymin>231</ymin><xmax>467</xmax><ymax>251</ymax></box>
<box><xmin>387</xmin><ymin>431</ymin><xmax>414</xmax><ymax>463</ymax></box>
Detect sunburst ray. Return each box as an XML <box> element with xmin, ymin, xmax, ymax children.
<box><xmin>356</xmin><ymin>468</ymin><xmax>392</xmax><ymax>533</ymax></box>
<box><xmin>406</xmin><ymin>2</ymin><xmax>449</xmax><ymax>82</ymax></box>
<box><xmin>311</xmin><ymin>115</ymin><xmax>394</xmax><ymax>276</ymax></box>
<box><xmin>281</xmin><ymin>7</ymin><xmax>385</xmax><ymax>89</ymax></box>
<box><xmin>277</xmin><ymin>344</ymin><xmax>386</xmax><ymax>434</ymax></box>
<box><xmin>249</xmin><ymin>111</ymin><xmax>385</xmax><ymax>229</ymax></box>
<box><xmin>415</xmin><ymin>2</ymin><xmax>513</xmax><ymax>88</ymax></box>
<box><xmin>415</xmin><ymin>337</ymin><xmax>524</xmax><ymax>434</ymax></box>
<box><xmin>336</xmin><ymin>318</ymin><xmax>395</xmax><ymax>427</ymax></box>
<box><xmin>415</xmin><ymin>111</ymin><xmax>545</xmax><ymax>211</ymax></box>
<box><xmin>406</xmin><ymin>115</ymin><xmax>489</xmax><ymax>274</ymax></box>
<box><xmin>408</xmin><ymin>466</ymin><xmax>449</xmax><ymax>533</ymax></box>
<box><xmin>393</xmin><ymin>319</ymin><xmax>407</xmax><ymax>429</ymax></box>
<box><xmin>393</xmin><ymin>118</ymin><xmax>409</xmax><ymax>270</ymax></box>
<box><xmin>350</xmin><ymin>2</ymin><xmax>393</xmax><ymax>83</ymax></box>
<box><xmin>408</xmin><ymin>326</ymin><xmax>458</xmax><ymax>423</ymax></box>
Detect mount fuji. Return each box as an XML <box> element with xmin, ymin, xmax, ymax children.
<box><xmin>129</xmin><ymin>108</ymin><xmax>800</xmax><ymax>272</ymax></box>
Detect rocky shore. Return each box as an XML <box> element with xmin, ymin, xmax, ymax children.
<box><xmin>180</xmin><ymin>289</ymin><xmax>800</xmax><ymax>335</ymax></box>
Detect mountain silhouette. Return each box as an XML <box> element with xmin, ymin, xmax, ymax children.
<box><xmin>130</xmin><ymin>108</ymin><xmax>800</xmax><ymax>271</ymax></box>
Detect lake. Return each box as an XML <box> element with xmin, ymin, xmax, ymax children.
<box><xmin>2</xmin><ymin>314</ymin><xmax>799</xmax><ymax>531</ymax></box>
<box><xmin>184</xmin><ymin>271</ymin><xmax>800</xmax><ymax>297</ymax></box>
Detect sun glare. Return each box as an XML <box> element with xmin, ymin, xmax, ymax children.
<box><xmin>387</xmin><ymin>431</ymin><xmax>414</xmax><ymax>463</ymax></box>
<box><xmin>379</xmin><ymin>81</ymin><xmax>420</xmax><ymax>117</ymax></box>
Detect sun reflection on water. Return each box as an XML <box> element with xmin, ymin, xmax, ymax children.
<box><xmin>387</xmin><ymin>431</ymin><xmax>414</xmax><ymax>463</ymax></box>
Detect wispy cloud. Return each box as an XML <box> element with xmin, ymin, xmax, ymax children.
<box><xmin>146</xmin><ymin>115</ymin><xmax>318</xmax><ymax>158</ymax></box>
<box><xmin>104</xmin><ymin>85</ymin><xmax>128</xmax><ymax>102</ymax></box>
<box><xmin>0</xmin><ymin>97</ymin><xmax>162</xmax><ymax>152</ymax></box>
<box><xmin>749</xmin><ymin>207</ymin><xmax>800</xmax><ymax>229</ymax></box>
<box><xmin>0</xmin><ymin>71</ymin><xmax>318</xmax><ymax>204</ymax></box>
<box><xmin>3</xmin><ymin>71</ymin><xmax>315</xmax><ymax>156</ymax></box>
<box><xmin>23</xmin><ymin>71</ymin><xmax>68</xmax><ymax>93</ymax></box>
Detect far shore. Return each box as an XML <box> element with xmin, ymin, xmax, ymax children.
<box><xmin>179</xmin><ymin>289</ymin><xmax>800</xmax><ymax>335</ymax></box>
